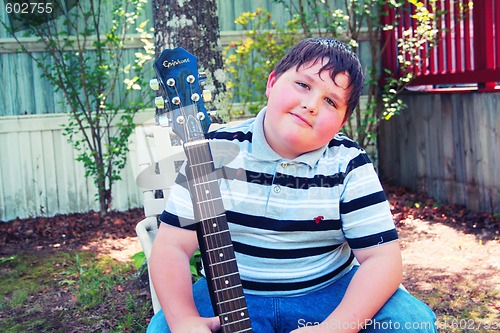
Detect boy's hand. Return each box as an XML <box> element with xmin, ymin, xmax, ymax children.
<box><xmin>170</xmin><ymin>316</ymin><xmax>220</xmax><ymax>333</ymax></box>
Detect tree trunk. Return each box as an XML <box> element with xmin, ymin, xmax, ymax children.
<box><xmin>152</xmin><ymin>0</ymin><xmax>225</xmax><ymax>106</ymax></box>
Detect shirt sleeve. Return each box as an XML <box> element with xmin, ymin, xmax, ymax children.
<box><xmin>339</xmin><ymin>153</ymin><xmax>398</xmax><ymax>250</ymax></box>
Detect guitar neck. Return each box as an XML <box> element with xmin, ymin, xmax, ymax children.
<box><xmin>185</xmin><ymin>141</ymin><xmax>253</xmax><ymax>333</ymax></box>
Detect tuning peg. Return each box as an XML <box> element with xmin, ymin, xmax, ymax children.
<box><xmin>176</xmin><ymin>116</ymin><xmax>186</xmax><ymax>125</ymax></box>
<box><xmin>202</xmin><ymin>89</ymin><xmax>212</xmax><ymax>102</ymax></box>
<box><xmin>154</xmin><ymin>97</ymin><xmax>165</xmax><ymax>109</ymax></box>
<box><xmin>191</xmin><ymin>93</ymin><xmax>200</xmax><ymax>102</ymax></box>
<box><xmin>149</xmin><ymin>79</ymin><xmax>159</xmax><ymax>91</ymax></box>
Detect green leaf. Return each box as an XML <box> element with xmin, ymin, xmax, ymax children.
<box><xmin>131</xmin><ymin>252</ymin><xmax>146</xmax><ymax>270</ymax></box>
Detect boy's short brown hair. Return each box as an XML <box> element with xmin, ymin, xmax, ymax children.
<box><xmin>273</xmin><ymin>38</ymin><xmax>365</xmax><ymax>120</ymax></box>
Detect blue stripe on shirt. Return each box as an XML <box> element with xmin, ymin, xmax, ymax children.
<box><xmin>347</xmin><ymin>229</ymin><xmax>399</xmax><ymax>249</ymax></box>
<box><xmin>233</xmin><ymin>241</ymin><xmax>342</xmax><ymax>259</ymax></box>
<box><xmin>340</xmin><ymin>191</ymin><xmax>388</xmax><ymax>214</ymax></box>
<box><xmin>226</xmin><ymin>211</ymin><xmax>342</xmax><ymax>232</ymax></box>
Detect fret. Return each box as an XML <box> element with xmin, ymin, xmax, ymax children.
<box><xmin>215</xmin><ymin>283</ymin><xmax>243</xmax><ymax>293</ymax></box>
<box><xmin>197</xmin><ymin>213</ymin><xmax>226</xmax><ymax>222</ymax></box>
<box><xmin>208</xmin><ymin>257</ymin><xmax>237</xmax><ymax>267</ymax></box>
<box><xmin>189</xmin><ymin>160</ymin><xmax>214</xmax><ymax>167</ymax></box>
<box><xmin>192</xmin><ymin>179</ymin><xmax>218</xmax><ymax>186</ymax></box>
<box><xmin>197</xmin><ymin>197</ymin><xmax>223</xmax><ymax>205</ymax></box>
<box><xmin>202</xmin><ymin>229</ymin><xmax>230</xmax><ymax>238</ymax></box>
<box><xmin>222</xmin><ymin>317</ymin><xmax>252</xmax><ymax>327</ymax></box>
<box><xmin>217</xmin><ymin>295</ymin><xmax>246</xmax><ymax>306</ymax></box>
<box><xmin>221</xmin><ymin>306</ymin><xmax>249</xmax><ymax>317</ymax></box>
<box><xmin>206</xmin><ymin>244</ymin><xmax>233</xmax><ymax>253</ymax></box>
<box><xmin>212</xmin><ymin>271</ymin><xmax>239</xmax><ymax>279</ymax></box>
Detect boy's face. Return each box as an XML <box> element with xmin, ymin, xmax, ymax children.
<box><xmin>263</xmin><ymin>60</ymin><xmax>351</xmax><ymax>159</ymax></box>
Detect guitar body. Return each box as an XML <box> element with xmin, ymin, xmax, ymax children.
<box><xmin>152</xmin><ymin>48</ymin><xmax>253</xmax><ymax>333</ymax></box>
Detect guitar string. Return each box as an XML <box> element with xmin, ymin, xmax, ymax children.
<box><xmin>189</xmin><ymin>79</ymin><xmax>249</xmax><ymax>330</ymax></box>
<box><xmin>186</xmin><ymin>82</ymin><xmax>244</xmax><ymax>330</ymax></box>
<box><xmin>173</xmin><ymin>78</ymin><xmax>248</xmax><ymax>330</ymax></box>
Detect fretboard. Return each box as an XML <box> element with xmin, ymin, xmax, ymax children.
<box><xmin>185</xmin><ymin>141</ymin><xmax>253</xmax><ymax>333</ymax></box>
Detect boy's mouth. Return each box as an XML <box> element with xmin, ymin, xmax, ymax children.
<box><xmin>290</xmin><ymin>112</ymin><xmax>312</xmax><ymax>127</ymax></box>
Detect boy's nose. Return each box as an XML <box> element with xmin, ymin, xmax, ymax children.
<box><xmin>302</xmin><ymin>98</ymin><xmax>319</xmax><ymax>115</ymax></box>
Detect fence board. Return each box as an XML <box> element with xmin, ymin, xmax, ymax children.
<box><xmin>20</xmin><ymin>131</ymin><xmax>37</xmax><ymax>217</ymax></box>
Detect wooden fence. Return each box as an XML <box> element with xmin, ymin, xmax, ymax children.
<box><xmin>0</xmin><ymin>111</ymin><xmax>160</xmax><ymax>221</ymax></box>
<box><xmin>378</xmin><ymin>92</ymin><xmax>499</xmax><ymax>214</ymax></box>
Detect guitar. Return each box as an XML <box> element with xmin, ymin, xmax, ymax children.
<box><xmin>151</xmin><ymin>47</ymin><xmax>253</xmax><ymax>333</ymax></box>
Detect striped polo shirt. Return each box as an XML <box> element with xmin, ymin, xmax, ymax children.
<box><xmin>160</xmin><ymin>107</ymin><xmax>398</xmax><ymax>296</ymax></box>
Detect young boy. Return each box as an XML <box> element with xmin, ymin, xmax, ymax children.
<box><xmin>147</xmin><ymin>38</ymin><xmax>437</xmax><ymax>333</ymax></box>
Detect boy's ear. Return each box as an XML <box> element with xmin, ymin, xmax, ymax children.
<box><xmin>265</xmin><ymin>71</ymin><xmax>277</xmax><ymax>98</ymax></box>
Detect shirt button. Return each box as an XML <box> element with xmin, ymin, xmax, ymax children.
<box><xmin>273</xmin><ymin>185</ymin><xmax>281</xmax><ymax>193</ymax></box>
<box><xmin>280</xmin><ymin>162</ymin><xmax>288</xmax><ymax>168</ymax></box>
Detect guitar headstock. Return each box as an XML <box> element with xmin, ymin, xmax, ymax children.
<box><xmin>151</xmin><ymin>48</ymin><xmax>211</xmax><ymax>143</ymax></box>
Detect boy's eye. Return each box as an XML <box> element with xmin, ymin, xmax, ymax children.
<box><xmin>325</xmin><ymin>97</ymin><xmax>337</xmax><ymax>109</ymax></box>
<box><xmin>296</xmin><ymin>82</ymin><xmax>309</xmax><ymax>89</ymax></box>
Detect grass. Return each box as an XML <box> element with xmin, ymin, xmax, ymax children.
<box><xmin>0</xmin><ymin>251</ymin><xmax>152</xmax><ymax>332</ymax></box>
<box><xmin>413</xmin><ymin>279</ymin><xmax>499</xmax><ymax>333</ymax></box>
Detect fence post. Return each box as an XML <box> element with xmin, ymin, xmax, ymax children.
<box><xmin>473</xmin><ymin>0</ymin><xmax>497</xmax><ymax>91</ymax></box>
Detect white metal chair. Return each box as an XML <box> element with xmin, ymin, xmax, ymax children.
<box><xmin>134</xmin><ymin>123</ymin><xmax>186</xmax><ymax>314</ymax></box>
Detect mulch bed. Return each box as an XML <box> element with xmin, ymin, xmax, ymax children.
<box><xmin>0</xmin><ymin>185</ymin><xmax>498</xmax><ymax>251</ymax></box>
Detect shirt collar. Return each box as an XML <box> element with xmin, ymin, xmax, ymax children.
<box><xmin>251</xmin><ymin>107</ymin><xmax>328</xmax><ymax>168</ymax></box>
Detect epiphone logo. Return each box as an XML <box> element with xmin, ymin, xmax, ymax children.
<box><xmin>163</xmin><ymin>58</ymin><xmax>190</xmax><ymax>68</ymax></box>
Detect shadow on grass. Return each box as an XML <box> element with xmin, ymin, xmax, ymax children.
<box><xmin>404</xmin><ymin>266</ymin><xmax>499</xmax><ymax>333</ymax></box>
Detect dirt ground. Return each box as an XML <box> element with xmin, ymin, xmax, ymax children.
<box><xmin>0</xmin><ymin>185</ymin><xmax>499</xmax><ymax>331</ymax></box>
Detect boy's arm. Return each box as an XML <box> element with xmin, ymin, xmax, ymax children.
<box><xmin>291</xmin><ymin>241</ymin><xmax>402</xmax><ymax>333</ymax></box>
<box><xmin>149</xmin><ymin>223</ymin><xmax>220</xmax><ymax>332</ymax></box>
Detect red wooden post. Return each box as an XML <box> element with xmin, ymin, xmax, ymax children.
<box><xmin>473</xmin><ymin>0</ymin><xmax>496</xmax><ymax>90</ymax></box>
<box><xmin>454</xmin><ymin>0</ymin><xmax>462</xmax><ymax>73</ymax></box>
<box><xmin>445</xmin><ymin>0</ymin><xmax>454</xmax><ymax>73</ymax></box>
<box><xmin>495</xmin><ymin>0</ymin><xmax>500</xmax><ymax>69</ymax></box>
<box><xmin>429</xmin><ymin>0</ymin><xmax>436</xmax><ymax>75</ymax></box>
<box><xmin>463</xmin><ymin>0</ymin><xmax>472</xmax><ymax>72</ymax></box>
<box><xmin>437</xmin><ymin>0</ymin><xmax>445</xmax><ymax>74</ymax></box>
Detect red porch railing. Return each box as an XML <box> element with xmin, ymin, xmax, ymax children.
<box><xmin>381</xmin><ymin>0</ymin><xmax>500</xmax><ymax>92</ymax></box>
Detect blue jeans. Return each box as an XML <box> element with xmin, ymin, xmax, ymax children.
<box><xmin>147</xmin><ymin>266</ymin><xmax>436</xmax><ymax>332</ymax></box>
